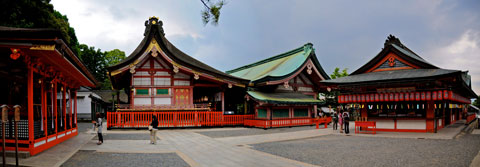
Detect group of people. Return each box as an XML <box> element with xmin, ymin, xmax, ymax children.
<box><xmin>331</xmin><ymin>110</ymin><xmax>350</xmax><ymax>134</ymax></box>
<box><xmin>92</xmin><ymin>113</ymin><xmax>159</xmax><ymax>145</ymax></box>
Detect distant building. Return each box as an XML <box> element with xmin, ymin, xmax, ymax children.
<box><xmin>323</xmin><ymin>35</ymin><xmax>477</xmax><ymax>133</ymax></box>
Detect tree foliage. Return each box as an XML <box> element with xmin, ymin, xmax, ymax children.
<box><xmin>473</xmin><ymin>97</ymin><xmax>480</xmax><ymax>108</ymax></box>
<box><xmin>320</xmin><ymin>68</ymin><xmax>349</xmax><ymax>106</ymax></box>
<box><xmin>0</xmin><ymin>0</ymin><xmax>126</xmax><ymax>90</ymax></box>
<box><xmin>201</xmin><ymin>0</ymin><xmax>225</xmax><ymax>26</ymax></box>
<box><xmin>0</xmin><ymin>0</ymin><xmax>80</xmax><ymax>54</ymax></box>
<box><xmin>330</xmin><ymin>67</ymin><xmax>349</xmax><ymax>79</ymax></box>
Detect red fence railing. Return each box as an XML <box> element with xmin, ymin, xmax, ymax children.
<box><xmin>107</xmin><ymin>111</ymin><xmax>255</xmax><ymax>128</ymax></box>
<box><xmin>466</xmin><ymin>114</ymin><xmax>477</xmax><ymax>124</ymax></box>
<box><xmin>244</xmin><ymin>117</ymin><xmax>332</xmax><ymax>129</ymax></box>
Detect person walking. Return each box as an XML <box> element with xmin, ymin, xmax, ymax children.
<box><xmin>95</xmin><ymin>112</ymin><xmax>103</xmax><ymax>145</ymax></box>
<box><xmin>339</xmin><ymin>111</ymin><xmax>343</xmax><ymax>133</ymax></box>
<box><xmin>343</xmin><ymin>110</ymin><xmax>350</xmax><ymax>134</ymax></box>
<box><xmin>332</xmin><ymin>113</ymin><xmax>338</xmax><ymax>131</ymax></box>
<box><xmin>150</xmin><ymin>115</ymin><xmax>159</xmax><ymax>144</ymax></box>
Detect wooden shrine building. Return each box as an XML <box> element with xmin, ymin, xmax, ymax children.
<box><xmin>322</xmin><ymin>35</ymin><xmax>477</xmax><ymax>133</ymax></box>
<box><xmin>107</xmin><ymin>17</ymin><xmax>249</xmax><ymax>113</ymax></box>
<box><xmin>227</xmin><ymin>43</ymin><xmax>330</xmax><ymax>122</ymax></box>
<box><xmin>0</xmin><ymin>26</ymin><xmax>98</xmax><ymax>155</ymax></box>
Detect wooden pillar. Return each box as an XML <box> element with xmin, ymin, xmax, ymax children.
<box><xmin>74</xmin><ymin>91</ymin><xmax>77</xmax><ymax>128</ymax></box>
<box><xmin>27</xmin><ymin>67</ymin><xmax>34</xmax><ymax>151</ymax></box>
<box><xmin>313</xmin><ymin>105</ymin><xmax>317</xmax><ymax>118</ymax></box>
<box><xmin>221</xmin><ymin>91</ymin><xmax>225</xmax><ymax>112</ymax></box>
<box><xmin>63</xmin><ymin>86</ymin><xmax>66</xmax><ymax>131</ymax></box>
<box><xmin>69</xmin><ymin>90</ymin><xmax>72</xmax><ymax>129</ymax></box>
<box><xmin>426</xmin><ymin>100</ymin><xmax>435</xmax><ymax>133</ymax></box>
<box><xmin>361</xmin><ymin>104</ymin><xmax>367</xmax><ymax>118</ymax></box>
<box><xmin>54</xmin><ymin>82</ymin><xmax>57</xmax><ymax>134</ymax></box>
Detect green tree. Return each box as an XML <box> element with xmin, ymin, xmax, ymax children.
<box><xmin>473</xmin><ymin>96</ymin><xmax>480</xmax><ymax>108</ymax></box>
<box><xmin>330</xmin><ymin>67</ymin><xmax>349</xmax><ymax>79</ymax></box>
<box><xmin>103</xmin><ymin>49</ymin><xmax>126</xmax><ymax>89</ymax></box>
<box><xmin>320</xmin><ymin>67</ymin><xmax>349</xmax><ymax>106</ymax></box>
<box><xmin>78</xmin><ymin>44</ymin><xmax>107</xmax><ymax>89</ymax></box>
<box><xmin>0</xmin><ymin>0</ymin><xmax>80</xmax><ymax>54</ymax></box>
<box><xmin>201</xmin><ymin>0</ymin><xmax>225</xmax><ymax>26</ymax></box>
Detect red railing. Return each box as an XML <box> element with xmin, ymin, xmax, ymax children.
<box><xmin>244</xmin><ymin>117</ymin><xmax>332</xmax><ymax>129</ymax></box>
<box><xmin>354</xmin><ymin>121</ymin><xmax>376</xmax><ymax>134</ymax></box>
<box><xmin>466</xmin><ymin>114</ymin><xmax>477</xmax><ymax>124</ymax></box>
<box><xmin>107</xmin><ymin>111</ymin><xmax>255</xmax><ymax>128</ymax></box>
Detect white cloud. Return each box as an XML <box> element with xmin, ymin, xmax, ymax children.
<box><xmin>427</xmin><ymin>30</ymin><xmax>480</xmax><ymax>95</ymax></box>
<box><xmin>51</xmin><ymin>0</ymin><xmax>203</xmax><ymax>53</ymax></box>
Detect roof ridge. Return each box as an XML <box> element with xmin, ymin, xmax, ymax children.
<box><xmin>226</xmin><ymin>43</ymin><xmax>312</xmax><ymax>74</ymax></box>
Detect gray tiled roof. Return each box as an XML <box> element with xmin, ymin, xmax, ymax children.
<box><xmin>322</xmin><ymin>69</ymin><xmax>459</xmax><ymax>84</ymax></box>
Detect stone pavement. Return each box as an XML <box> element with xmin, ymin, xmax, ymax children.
<box><xmin>2</xmin><ymin>120</ymin><xmax>475</xmax><ymax>167</ymax></box>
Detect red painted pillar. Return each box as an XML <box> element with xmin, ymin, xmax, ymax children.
<box><xmin>74</xmin><ymin>91</ymin><xmax>77</xmax><ymax>129</ymax></box>
<box><xmin>27</xmin><ymin>67</ymin><xmax>34</xmax><ymax>153</ymax></box>
<box><xmin>426</xmin><ymin>100</ymin><xmax>435</xmax><ymax>133</ymax></box>
<box><xmin>54</xmin><ymin>82</ymin><xmax>57</xmax><ymax>134</ymax></box>
<box><xmin>63</xmin><ymin>86</ymin><xmax>66</xmax><ymax>132</ymax></box>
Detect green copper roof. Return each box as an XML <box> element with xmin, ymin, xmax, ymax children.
<box><xmin>227</xmin><ymin>43</ymin><xmax>315</xmax><ymax>82</ymax></box>
<box><xmin>247</xmin><ymin>91</ymin><xmax>323</xmax><ymax>105</ymax></box>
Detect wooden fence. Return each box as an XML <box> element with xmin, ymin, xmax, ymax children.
<box><xmin>107</xmin><ymin>111</ymin><xmax>254</xmax><ymax>128</ymax></box>
<box><xmin>244</xmin><ymin>117</ymin><xmax>332</xmax><ymax>129</ymax></box>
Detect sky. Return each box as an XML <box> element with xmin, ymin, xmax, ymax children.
<box><xmin>51</xmin><ymin>0</ymin><xmax>480</xmax><ymax>95</ymax></box>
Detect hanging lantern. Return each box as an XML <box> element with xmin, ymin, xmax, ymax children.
<box><xmin>421</xmin><ymin>92</ymin><xmax>425</xmax><ymax>101</ymax></box>
<box><xmin>394</xmin><ymin>93</ymin><xmax>399</xmax><ymax>102</ymax></box>
<box><xmin>432</xmin><ymin>91</ymin><xmax>437</xmax><ymax>101</ymax></box>
<box><xmin>426</xmin><ymin>91</ymin><xmax>431</xmax><ymax>101</ymax></box>
<box><xmin>399</xmin><ymin>93</ymin><xmax>404</xmax><ymax>101</ymax></box>
<box><xmin>405</xmin><ymin>93</ymin><xmax>410</xmax><ymax>101</ymax></box>
<box><xmin>415</xmin><ymin>92</ymin><xmax>420</xmax><ymax>101</ymax></box>
<box><xmin>410</xmin><ymin>92</ymin><xmax>415</xmax><ymax>101</ymax></box>
<box><xmin>366</xmin><ymin>94</ymin><xmax>370</xmax><ymax>102</ymax></box>
<box><xmin>438</xmin><ymin>91</ymin><xmax>443</xmax><ymax>100</ymax></box>
<box><xmin>389</xmin><ymin>93</ymin><xmax>394</xmax><ymax>102</ymax></box>
<box><xmin>10</xmin><ymin>48</ymin><xmax>21</xmax><ymax>60</ymax></box>
<box><xmin>375</xmin><ymin>94</ymin><xmax>379</xmax><ymax>102</ymax></box>
<box><xmin>361</xmin><ymin>94</ymin><xmax>365</xmax><ymax>103</ymax></box>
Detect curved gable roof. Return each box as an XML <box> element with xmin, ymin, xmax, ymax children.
<box><xmin>107</xmin><ymin>17</ymin><xmax>248</xmax><ymax>89</ymax></box>
<box><xmin>227</xmin><ymin>43</ymin><xmax>330</xmax><ymax>85</ymax></box>
<box><xmin>352</xmin><ymin>35</ymin><xmax>438</xmax><ymax>75</ymax></box>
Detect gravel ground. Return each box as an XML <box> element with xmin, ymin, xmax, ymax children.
<box><xmin>197</xmin><ymin>125</ymin><xmax>321</xmax><ymax>138</ymax></box>
<box><xmin>77</xmin><ymin>122</ymin><xmax>92</xmax><ymax>133</ymax></box>
<box><xmin>61</xmin><ymin>150</ymin><xmax>190</xmax><ymax>167</ymax></box>
<box><xmin>92</xmin><ymin>133</ymin><xmax>158</xmax><ymax>140</ymax></box>
<box><xmin>253</xmin><ymin>133</ymin><xmax>480</xmax><ymax>167</ymax></box>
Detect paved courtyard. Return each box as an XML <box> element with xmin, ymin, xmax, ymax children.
<box><xmin>3</xmin><ymin>122</ymin><xmax>480</xmax><ymax>167</ymax></box>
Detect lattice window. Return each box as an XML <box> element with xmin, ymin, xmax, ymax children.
<box><xmin>154</xmin><ymin>78</ymin><xmax>171</xmax><ymax>86</ymax></box>
<box><xmin>257</xmin><ymin>109</ymin><xmax>267</xmax><ymax>118</ymax></box>
<box><xmin>273</xmin><ymin>109</ymin><xmax>289</xmax><ymax>118</ymax></box>
<box><xmin>294</xmin><ymin>108</ymin><xmax>309</xmax><ymax>117</ymax></box>
<box><xmin>174</xmin><ymin>80</ymin><xmax>190</xmax><ymax>86</ymax></box>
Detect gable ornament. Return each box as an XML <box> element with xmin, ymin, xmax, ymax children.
<box><xmin>307</xmin><ymin>63</ymin><xmax>313</xmax><ymax>75</ymax></box>
<box><xmin>283</xmin><ymin>81</ymin><xmax>290</xmax><ymax>89</ymax></box>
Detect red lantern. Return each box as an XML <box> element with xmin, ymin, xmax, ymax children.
<box><xmin>379</xmin><ymin>94</ymin><xmax>384</xmax><ymax>102</ymax></box>
<box><xmin>410</xmin><ymin>92</ymin><xmax>415</xmax><ymax>101</ymax></box>
<box><xmin>426</xmin><ymin>91</ymin><xmax>431</xmax><ymax>101</ymax></box>
<box><xmin>366</xmin><ymin>94</ymin><xmax>370</xmax><ymax>102</ymax></box>
<box><xmin>432</xmin><ymin>91</ymin><xmax>437</xmax><ymax>101</ymax></box>
<box><xmin>443</xmin><ymin>90</ymin><xmax>449</xmax><ymax>100</ymax></box>
<box><xmin>405</xmin><ymin>93</ymin><xmax>410</xmax><ymax>101</ymax></box>
<box><xmin>399</xmin><ymin>93</ymin><xmax>404</xmax><ymax>101</ymax></box>
<box><xmin>449</xmin><ymin>91</ymin><xmax>454</xmax><ymax>101</ymax></box>
<box><xmin>370</xmin><ymin>94</ymin><xmax>375</xmax><ymax>102</ymax></box>
<box><xmin>415</xmin><ymin>92</ymin><xmax>420</xmax><ymax>101</ymax></box>
<box><xmin>389</xmin><ymin>93</ymin><xmax>394</xmax><ymax>102</ymax></box>
<box><xmin>338</xmin><ymin>95</ymin><xmax>343</xmax><ymax>103</ymax></box>
<box><xmin>361</xmin><ymin>95</ymin><xmax>365</xmax><ymax>103</ymax></box>
<box><xmin>438</xmin><ymin>91</ymin><xmax>443</xmax><ymax>100</ymax></box>
<box><xmin>421</xmin><ymin>92</ymin><xmax>425</xmax><ymax>101</ymax></box>
<box><xmin>375</xmin><ymin>94</ymin><xmax>379</xmax><ymax>102</ymax></box>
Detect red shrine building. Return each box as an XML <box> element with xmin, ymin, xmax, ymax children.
<box><xmin>227</xmin><ymin>43</ymin><xmax>330</xmax><ymax>122</ymax></box>
<box><xmin>107</xmin><ymin>17</ymin><xmax>249</xmax><ymax>112</ymax></box>
<box><xmin>0</xmin><ymin>27</ymin><xmax>98</xmax><ymax>155</ymax></box>
<box><xmin>322</xmin><ymin>35</ymin><xmax>477</xmax><ymax>133</ymax></box>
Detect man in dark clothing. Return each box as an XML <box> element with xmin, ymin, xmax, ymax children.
<box><xmin>343</xmin><ymin>111</ymin><xmax>350</xmax><ymax>134</ymax></box>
